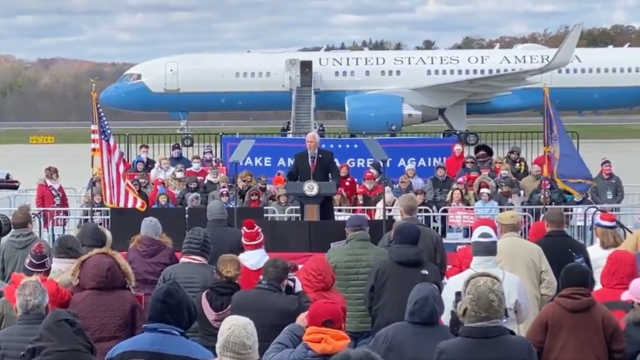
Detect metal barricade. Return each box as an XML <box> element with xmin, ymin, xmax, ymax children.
<box><xmin>8</xmin><ymin>187</ymin><xmax>86</xmax><ymax>208</ymax></box>
<box><xmin>116</xmin><ymin>131</ymin><xmax>579</xmax><ymax>162</ymax></box>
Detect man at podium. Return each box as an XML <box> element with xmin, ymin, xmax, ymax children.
<box><xmin>287</xmin><ymin>132</ymin><xmax>340</xmax><ymax>220</ymax></box>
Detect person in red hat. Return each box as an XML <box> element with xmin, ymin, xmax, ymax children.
<box><xmin>238</xmin><ymin>220</ymin><xmax>269</xmax><ymax>290</ymax></box>
<box><xmin>588</xmin><ymin>211</ymin><xmax>625</xmax><ymax>290</ymax></box>
<box><xmin>263</xmin><ymin>299</ymin><xmax>350</xmax><ymax>359</ymax></box>
<box><xmin>358</xmin><ymin>171</ymin><xmax>383</xmax><ymax>200</ymax></box>
<box><xmin>445</xmin><ymin>218</ymin><xmax>497</xmax><ymax>279</ymax></box>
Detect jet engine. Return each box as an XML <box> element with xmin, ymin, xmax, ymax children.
<box><xmin>344</xmin><ymin>94</ymin><xmax>440</xmax><ymax>133</ymax></box>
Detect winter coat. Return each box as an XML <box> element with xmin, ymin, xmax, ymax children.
<box><xmin>296</xmin><ymin>255</ymin><xmax>346</xmax><ymax>316</ymax></box>
<box><xmin>593</xmin><ymin>250</ymin><xmax>638</xmax><ymax>327</ymax></box>
<box><xmin>0</xmin><ymin>313</ymin><xmax>46</xmax><ymax>360</ymax></box>
<box><xmin>195</xmin><ymin>280</ymin><xmax>241</xmax><ymax>353</ymax></box>
<box><xmin>4</xmin><ymin>273</ymin><xmax>71</xmax><ymax>310</ymax></box>
<box><xmin>68</xmin><ymin>249</ymin><xmax>145</xmax><ymax>359</ymax></box>
<box><xmin>0</xmin><ymin>229</ymin><xmax>40</xmax><ymax>283</ymax></box>
<box><xmin>263</xmin><ymin>324</ymin><xmax>350</xmax><ymax>360</ymax></box>
<box><xmin>23</xmin><ymin>310</ymin><xmax>97</xmax><ymax>360</ymax></box>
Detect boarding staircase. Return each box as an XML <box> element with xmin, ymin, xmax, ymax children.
<box><xmin>290</xmin><ymin>73</ymin><xmax>315</xmax><ymax>134</ymax></box>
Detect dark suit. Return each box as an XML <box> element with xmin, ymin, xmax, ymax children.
<box><xmin>288</xmin><ymin>148</ymin><xmax>340</xmax><ymax>220</ymax></box>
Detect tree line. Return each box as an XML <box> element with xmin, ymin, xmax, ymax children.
<box><xmin>0</xmin><ymin>24</ymin><xmax>639</xmax><ymax>122</ymax></box>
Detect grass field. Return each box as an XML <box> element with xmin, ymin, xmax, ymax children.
<box><xmin>2</xmin><ymin>124</ymin><xmax>640</xmax><ymax>144</ymax></box>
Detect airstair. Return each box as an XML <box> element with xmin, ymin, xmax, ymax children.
<box><xmin>291</xmin><ymin>86</ymin><xmax>314</xmax><ymax>134</ymax></box>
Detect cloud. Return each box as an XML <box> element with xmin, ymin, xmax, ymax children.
<box><xmin>0</xmin><ymin>0</ymin><xmax>635</xmax><ymax>62</ymax></box>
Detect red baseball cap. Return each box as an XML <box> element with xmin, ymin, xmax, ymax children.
<box><xmin>306</xmin><ymin>300</ymin><xmax>344</xmax><ymax>330</ymax></box>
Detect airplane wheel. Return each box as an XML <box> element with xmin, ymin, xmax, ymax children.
<box><xmin>181</xmin><ymin>134</ymin><xmax>194</xmax><ymax>148</ymax></box>
<box><xmin>462</xmin><ymin>132</ymin><xmax>480</xmax><ymax>146</ymax></box>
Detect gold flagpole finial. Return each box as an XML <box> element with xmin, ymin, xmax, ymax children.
<box><xmin>90</xmin><ymin>78</ymin><xmax>99</xmax><ymax>99</ymax></box>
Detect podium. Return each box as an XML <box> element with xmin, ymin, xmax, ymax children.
<box><xmin>286</xmin><ymin>181</ymin><xmax>337</xmax><ymax>221</ymax></box>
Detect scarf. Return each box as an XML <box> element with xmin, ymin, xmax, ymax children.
<box><xmin>180</xmin><ymin>255</ymin><xmax>208</xmax><ymax>264</ymax></box>
<box><xmin>45</xmin><ymin>179</ymin><xmax>60</xmax><ymax>190</ymax></box>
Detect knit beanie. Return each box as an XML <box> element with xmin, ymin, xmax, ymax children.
<box><xmin>528</xmin><ymin>221</ymin><xmax>547</xmax><ymax>243</ymax></box>
<box><xmin>216</xmin><ymin>315</ymin><xmax>259</xmax><ymax>360</ymax></box>
<box><xmin>559</xmin><ymin>262</ymin><xmax>594</xmax><ymax>291</ymax></box>
<box><xmin>23</xmin><ymin>242</ymin><xmax>52</xmax><ymax>276</ymax></box>
<box><xmin>181</xmin><ymin>227</ymin><xmax>211</xmax><ymax>260</ymax></box>
<box><xmin>391</xmin><ymin>222</ymin><xmax>421</xmax><ymax>246</ymax></box>
<box><xmin>207</xmin><ymin>200</ymin><xmax>228</xmax><ymax>221</ymax></box>
<box><xmin>595</xmin><ymin>212</ymin><xmax>617</xmax><ymax>229</ymax></box>
<box><xmin>471</xmin><ymin>218</ymin><xmax>498</xmax><ymax>235</ymax></box>
<box><xmin>241</xmin><ymin>220</ymin><xmax>264</xmax><ymax>251</ymax></box>
<box><xmin>601</xmin><ymin>157</ymin><xmax>612</xmax><ymax>168</ymax></box>
<box><xmin>77</xmin><ymin>222</ymin><xmax>107</xmax><ymax>251</ymax></box>
<box><xmin>307</xmin><ymin>300</ymin><xmax>345</xmax><ymax>330</ymax></box>
<box><xmin>140</xmin><ymin>217</ymin><xmax>162</xmax><ymax>239</ymax></box>
<box><xmin>53</xmin><ymin>235</ymin><xmax>83</xmax><ymax>259</ymax></box>
<box><xmin>470</xmin><ymin>225</ymin><xmax>498</xmax><ymax>257</ymax></box>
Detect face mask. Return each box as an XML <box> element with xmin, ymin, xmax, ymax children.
<box><xmin>175</xmin><ymin>171</ymin><xmax>185</xmax><ymax>179</ymax></box>
<box><xmin>172</xmin><ymin>150</ymin><xmax>182</xmax><ymax>158</ymax></box>
<box><xmin>365</xmin><ymin>181</ymin><xmax>374</xmax><ymax>190</ymax></box>
<box><xmin>140</xmin><ymin>153</ymin><xmax>147</xmax><ymax>159</ymax></box>
<box><xmin>192</xmin><ymin>163</ymin><xmax>201</xmax><ymax>170</ymax></box>
<box><xmin>532</xmin><ymin>174</ymin><xmax>541</xmax><ymax>180</ymax></box>
<box><xmin>500</xmin><ymin>171</ymin><xmax>509</xmax><ymax>178</ymax></box>
<box><xmin>189</xmin><ymin>185</ymin><xmax>198</xmax><ymax>191</ymax></box>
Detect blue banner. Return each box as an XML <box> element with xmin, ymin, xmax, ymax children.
<box><xmin>221</xmin><ymin>136</ymin><xmax>456</xmax><ymax>181</ymax></box>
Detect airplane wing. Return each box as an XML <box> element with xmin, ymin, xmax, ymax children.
<box><xmin>368</xmin><ymin>23</ymin><xmax>583</xmax><ymax>108</ymax></box>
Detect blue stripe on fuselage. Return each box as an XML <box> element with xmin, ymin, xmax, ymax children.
<box><xmin>99</xmin><ymin>81</ymin><xmax>640</xmax><ymax>115</ymax></box>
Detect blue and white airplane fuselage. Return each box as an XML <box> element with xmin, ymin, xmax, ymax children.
<box><xmin>99</xmin><ymin>24</ymin><xmax>640</xmax><ymax>132</ymax></box>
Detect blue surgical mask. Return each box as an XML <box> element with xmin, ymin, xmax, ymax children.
<box><xmin>565</xmin><ymin>195</ymin><xmax>574</xmax><ymax>201</ymax></box>
<box><xmin>192</xmin><ymin>163</ymin><xmax>201</xmax><ymax>170</ymax></box>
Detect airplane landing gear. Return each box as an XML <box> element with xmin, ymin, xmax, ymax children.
<box><xmin>177</xmin><ymin>120</ymin><xmax>190</xmax><ymax>134</ymax></box>
<box><xmin>441</xmin><ymin>130</ymin><xmax>480</xmax><ymax>146</ymax></box>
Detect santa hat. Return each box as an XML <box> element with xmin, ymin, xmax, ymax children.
<box><xmin>242</xmin><ymin>220</ymin><xmax>264</xmax><ymax>250</ymax></box>
<box><xmin>595</xmin><ymin>212</ymin><xmax>617</xmax><ymax>229</ymax></box>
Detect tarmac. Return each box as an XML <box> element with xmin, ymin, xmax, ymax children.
<box><xmin>1</xmin><ymin>140</ymin><xmax>639</xmax><ymax>210</ymax></box>
<box><xmin>0</xmin><ymin>115</ymin><xmax>639</xmax><ymax>129</ymax></box>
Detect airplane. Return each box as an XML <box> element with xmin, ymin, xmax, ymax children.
<box><xmin>100</xmin><ymin>23</ymin><xmax>640</xmax><ymax>144</ymax></box>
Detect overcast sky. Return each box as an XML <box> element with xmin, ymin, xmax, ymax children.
<box><xmin>0</xmin><ymin>0</ymin><xmax>636</xmax><ymax>63</ymax></box>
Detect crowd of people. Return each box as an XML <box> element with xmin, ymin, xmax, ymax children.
<box><xmin>2</xmin><ymin>187</ymin><xmax>640</xmax><ymax>359</ymax></box>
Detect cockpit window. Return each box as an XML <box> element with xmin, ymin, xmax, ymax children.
<box><xmin>117</xmin><ymin>73</ymin><xmax>142</xmax><ymax>83</ymax></box>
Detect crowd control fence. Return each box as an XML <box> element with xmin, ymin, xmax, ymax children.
<box><xmin>1</xmin><ymin>203</ymin><xmax>638</xmax><ymax>249</ymax></box>
<box><xmin>115</xmin><ymin>130</ymin><xmax>580</xmax><ymax>164</ymax></box>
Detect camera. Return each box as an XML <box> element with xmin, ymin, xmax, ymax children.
<box><xmin>0</xmin><ymin>171</ymin><xmax>20</xmax><ymax>191</ymax></box>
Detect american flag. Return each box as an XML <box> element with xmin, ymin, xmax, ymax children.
<box><xmin>95</xmin><ymin>100</ymin><xmax>147</xmax><ymax>211</ymax></box>
<box><xmin>90</xmin><ymin>123</ymin><xmax>99</xmax><ymax>155</ymax></box>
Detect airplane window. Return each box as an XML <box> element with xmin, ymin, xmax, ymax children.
<box><xmin>612</xmin><ymin>68</ymin><xmax>617</xmax><ymax>73</ymax></box>
<box><xmin>387</xmin><ymin>70</ymin><xmax>392</xmax><ymax>76</ymax></box>
<box><xmin>557</xmin><ymin>69</ymin><xmax>562</xmax><ymax>74</ymax></box>
<box><xmin>396</xmin><ymin>70</ymin><xmax>401</xmax><ymax>76</ymax></box>
<box><xmin>116</xmin><ymin>74</ymin><xmax>127</xmax><ymax>83</ymax></box>
<box><xmin>442</xmin><ymin>70</ymin><xmax>446</xmax><ymax>76</ymax></box>
<box><xmin>130</xmin><ymin>73</ymin><xmax>141</xmax><ymax>82</ymax></box>
<box><xmin>342</xmin><ymin>71</ymin><xmax>347</xmax><ymax>76</ymax></box>
<box><xmin>628</xmin><ymin>67</ymin><xmax>632</xmax><ymax>73</ymax></box>
<box><xmin>258</xmin><ymin>72</ymin><xmax>263</xmax><ymax>78</ymax></box>
<box><xmin>449</xmin><ymin>69</ymin><xmax>454</xmax><ymax>75</ymax></box>
<box><xmin>251</xmin><ymin>72</ymin><xmax>255</xmax><ymax>77</ymax></box>
<box><xmin>512</xmin><ymin>68</ymin><xmax>516</xmax><ymax>72</ymax></box>
<box><xmin>472</xmin><ymin>69</ymin><xmax>478</xmax><ymax>75</ymax></box>
<box><xmin>488</xmin><ymin>69</ymin><xmax>493</xmax><ymax>74</ymax></box>
<box><xmin>235</xmin><ymin>72</ymin><xmax>240</xmax><ymax>78</ymax></box>
<box><xmin>496</xmin><ymin>69</ymin><xmax>501</xmax><ymax>74</ymax></box>
<box><xmin>636</xmin><ymin>67</ymin><xmax>640</xmax><ymax>73</ymax></box>
<box><xmin>588</xmin><ymin>68</ymin><xmax>593</xmax><ymax>73</ymax></box>
<box><xmin>381</xmin><ymin>70</ymin><xmax>385</xmax><ymax>76</ymax></box>
<box><xmin>480</xmin><ymin>69</ymin><xmax>485</xmax><ymax>75</ymax></box>
<box><xmin>457</xmin><ymin>69</ymin><xmax>462</xmax><ymax>75</ymax></box>
<box><xmin>243</xmin><ymin>72</ymin><xmax>247</xmax><ymax>78</ymax></box>
<box><xmin>434</xmin><ymin>70</ymin><xmax>439</xmax><ymax>75</ymax></box>
<box><xmin>620</xmin><ymin>68</ymin><xmax>624</xmax><ymax>73</ymax></box>
<box><xmin>365</xmin><ymin>70</ymin><xmax>370</xmax><ymax>76</ymax></box>
<box><xmin>572</xmin><ymin>68</ymin><xmax>577</xmax><ymax>74</ymax></box>
<box><xmin>334</xmin><ymin>71</ymin><xmax>339</xmax><ymax>77</ymax></box>
<box><xmin>596</xmin><ymin>68</ymin><xmax>601</xmax><ymax>73</ymax></box>
<box><xmin>350</xmin><ymin>71</ymin><xmax>355</xmax><ymax>76</ymax></box>
<box><xmin>266</xmin><ymin>72</ymin><xmax>271</xmax><ymax>77</ymax></box>
<box><xmin>465</xmin><ymin>69</ymin><xmax>470</xmax><ymax>75</ymax></box>
<box><xmin>427</xmin><ymin>70</ymin><xmax>431</xmax><ymax>76</ymax></box>
<box><xmin>604</xmin><ymin>68</ymin><xmax>609</xmax><ymax>73</ymax></box>
<box><xmin>580</xmin><ymin>68</ymin><xmax>585</xmax><ymax>74</ymax></box>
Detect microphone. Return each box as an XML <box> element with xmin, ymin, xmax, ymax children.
<box><xmin>287</xmin><ymin>170</ymin><xmax>297</xmax><ymax>182</ymax></box>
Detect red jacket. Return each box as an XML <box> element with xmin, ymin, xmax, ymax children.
<box><xmin>148</xmin><ymin>178</ymin><xmax>177</xmax><ymax>207</ymax></box>
<box><xmin>593</xmin><ymin>250</ymin><xmax>638</xmax><ymax>328</ymax></box>
<box><xmin>186</xmin><ymin>167</ymin><xmax>208</xmax><ymax>183</ymax></box>
<box><xmin>4</xmin><ymin>273</ymin><xmax>71</xmax><ymax>310</ymax></box>
<box><xmin>445</xmin><ymin>245</ymin><xmax>472</xmax><ymax>279</ymax></box>
<box><xmin>338</xmin><ymin>164</ymin><xmax>357</xmax><ymax>202</ymax></box>
<box><xmin>295</xmin><ymin>255</ymin><xmax>346</xmax><ymax>316</ymax></box>
<box><xmin>68</xmin><ymin>249</ymin><xmax>144</xmax><ymax>359</ymax></box>
<box><xmin>35</xmin><ymin>180</ymin><xmax>70</xmax><ymax>227</ymax></box>
<box><xmin>445</xmin><ymin>143</ymin><xmax>465</xmax><ymax>178</ymax></box>
<box><xmin>533</xmin><ymin>154</ymin><xmax>553</xmax><ymax>175</ymax></box>
<box><xmin>238</xmin><ymin>249</ymin><xmax>269</xmax><ymax>290</ymax></box>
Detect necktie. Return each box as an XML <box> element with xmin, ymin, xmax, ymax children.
<box><xmin>310</xmin><ymin>156</ymin><xmax>316</xmax><ymax>172</ymax></box>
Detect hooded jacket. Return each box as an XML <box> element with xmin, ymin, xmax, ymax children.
<box><xmin>195</xmin><ymin>279</ymin><xmax>241</xmax><ymax>353</ymax></box>
<box><xmin>238</xmin><ymin>248</ymin><xmax>269</xmax><ymax>290</ymax></box>
<box><xmin>263</xmin><ymin>323</ymin><xmax>350</xmax><ymax>360</ymax></box>
<box><xmin>68</xmin><ymin>249</ymin><xmax>145</xmax><ymax>359</ymax></box>
<box><xmin>148</xmin><ymin>179</ymin><xmax>176</xmax><ymax>207</ymax></box>
<box><xmin>369</xmin><ymin>283</ymin><xmax>453</xmax><ymax>360</ymax></box>
<box><xmin>444</xmin><ymin>144</ymin><xmax>465</xmax><ymax>179</ymax></box>
<box><xmin>366</xmin><ymin>244</ymin><xmax>442</xmax><ymax>334</ymax></box>
<box><xmin>526</xmin><ymin>288</ymin><xmax>625</xmax><ymax>360</ymax></box>
<box><xmin>296</xmin><ymin>255</ymin><xmax>346</xmax><ymax>315</ymax></box>
<box><xmin>106</xmin><ymin>280</ymin><xmax>213</xmax><ymax>360</ymax></box>
<box><xmin>23</xmin><ymin>310</ymin><xmax>97</xmax><ymax>360</ymax></box>
<box><xmin>0</xmin><ymin>229</ymin><xmax>40</xmax><ymax>283</ymax></box>
<box><xmin>592</xmin><ymin>250</ymin><xmax>638</xmax><ymax>326</ymax></box>
<box><xmin>177</xmin><ymin>176</ymin><xmax>205</xmax><ymax>207</ymax></box>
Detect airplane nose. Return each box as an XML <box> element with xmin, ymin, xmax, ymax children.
<box><xmin>99</xmin><ymin>84</ymin><xmax>121</xmax><ymax>108</ymax></box>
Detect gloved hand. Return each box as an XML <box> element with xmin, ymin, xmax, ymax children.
<box><xmin>449</xmin><ymin>310</ymin><xmax>462</xmax><ymax>337</ymax></box>
<box><xmin>286</xmin><ymin>276</ymin><xmax>303</xmax><ymax>294</ymax></box>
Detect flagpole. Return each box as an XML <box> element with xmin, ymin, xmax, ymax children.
<box><xmin>90</xmin><ymin>80</ymin><xmax>97</xmax><ymax>224</ymax></box>
<box><xmin>542</xmin><ymin>85</ymin><xmax>549</xmax><ymax>178</ymax></box>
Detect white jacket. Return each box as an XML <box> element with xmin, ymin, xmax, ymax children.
<box><xmin>374</xmin><ymin>199</ymin><xmax>400</xmax><ymax>220</ymax></box>
<box><xmin>441</xmin><ymin>256</ymin><xmax>530</xmax><ymax>334</ymax></box>
<box><xmin>150</xmin><ymin>166</ymin><xmax>175</xmax><ymax>181</ymax></box>
<box><xmin>587</xmin><ymin>241</ymin><xmax>615</xmax><ymax>290</ymax></box>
